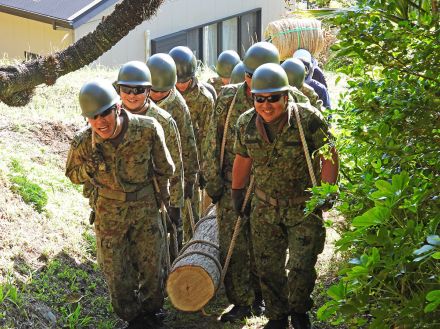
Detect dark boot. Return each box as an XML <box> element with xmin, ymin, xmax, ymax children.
<box><xmin>263</xmin><ymin>317</ymin><xmax>289</xmax><ymax>329</ymax></box>
<box><xmin>220</xmin><ymin>305</ymin><xmax>252</xmax><ymax>322</ymax></box>
<box><xmin>127</xmin><ymin>312</ymin><xmax>161</xmax><ymax>329</ymax></box>
<box><xmin>252</xmin><ymin>292</ymin><xmax>265</xmax><ymax>316</ymax></box>
<box><xmin>290</xmin><ymin>312</ymin><xmax>311</xmax><ymax>329</ymax></box>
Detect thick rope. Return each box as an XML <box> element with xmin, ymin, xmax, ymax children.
<box><xmin>171</xmin><ymin>250</ymin><xmax>222</xmax><ymax>276</ymax></box>
<box><xmin>292</xmin><ymin>103</ymin><xmax>317</xmax><ymax>187</ymax></box>
<box><xmin>219</xmin><ymin>176</ymin><xmax>255</xmax><ymax>289</ymax></box>
<box><xmin>186</xmin><ymin>199</ymin><xmax>196</xmax><ymax>234</ymax></box>
<box><xmin>179</xmin><ymin>239</ymin><xmax>219</xmax><ymax>254</ymax></box>
<box><xmin>153</xmin><ymin>177</ymin><xmax>172</xmax><ymax>271</ymax></box>
<box><xmin>194</xmin><ymin>213</ymin><xmax>216</xmax><ymax>231</ymax></box>
<box><xmin>219</xmin><ymin>91</ymin><xmax>238</xmax><ymax>169</ymax></box>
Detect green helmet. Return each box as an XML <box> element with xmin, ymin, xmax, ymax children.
<box><xmin>229</xmin><ymin>61</ymin><xmax>245</xmax><ymax>84</ymax></box>
<box><xmin>243</xmin><ymin>42</ymin><xmax>280</xmax><ymax>74</ymax></box>
<box><xmin>79</xmin><ymin>79</ymin><xmax>119</xmax><ymax>118</ymax></box>
<box><xmin>169</xmin><ymin>46</ymin><xmax>197</xmax><ymax>82</ymax></box>
<box><xmin>147</xmin><ymin>53</ymin><xmax>177</xmax><ymax>92</ymax></box>
<box><xmin>293</xmin><ymin>49</ymin><xmax>312</xmax><ymax>68</ymax></box>
<box><xmin>281</xmin><ymin>58</ymin><xmax>306</xmax><ymax>89</ymax></box>
<box><xmin>251</xmin><ymin>63</ymin><xmax>289</xmax><ymax>94</ymax></box>
<box><xmin>117</xmin><ymin>61</ymin><xmax>152</xmax><ymax>86</ymax></box>
<box><xmin>216</xmin><ymin>50</ymin><xmax>240</xmax><ymax>78</ymax></box>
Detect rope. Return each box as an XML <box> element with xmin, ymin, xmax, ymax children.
<box><xmin>194</xmin><ymin>214</ymin><xmax>216</xmax><ymax>231</ymax></box>
<box><xmin>202</xmin><ymin>202</ymin><xmax>216</xmax><ymax>218</ymax></box>
<box><xmin>186</xmin><ymin>199</ymin><xmax>196</xmax><ymax>234</ymax></box>
<box><xmin>219</xmin><ymin>176</ymin><xmax>255</xmax><ymax>289</ymax></box>
<box><xmin>171</xmin><ymin>250</ymin><xmax>222</xmax><ymax>276</ymax></box>
<box><xmin>292</xmin><ymin>103</ymin><xmax>317</xmax><ymax>187</ymax></box>
<box><xmin>179</xmin><ymin>239</ymin><xmax>219</xmax><ymax>254</ymax></box>
<box><xmin>220</xmin><ymin>91</ymin><xmax>238</xmax><ymax>170</ymax></box>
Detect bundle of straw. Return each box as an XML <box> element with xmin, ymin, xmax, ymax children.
<box><xmin>264</xmin><ymin>18</ymin><xmax>324</xmax><ymax>60</ymax></box>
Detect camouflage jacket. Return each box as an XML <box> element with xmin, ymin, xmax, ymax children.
<box><xmin>157</xmin><ymin>87</ymin><xmax>199</xmax><ymax>186</ymax></box>
<box><xmin>203</xmin><ymin>82</ymin><xmax>254</xmax><ymax>197</ymax></box>
<box><xmin>207</xmin><ymin>76</ymin><xmax>224</xmax><ymax>97</ymax></box>
<box><xmin>130</xmin><ymin>100</ymin><xmax>184</xmax><ymax>208</ymax></box>
<box><xmin>65</xmin><ymin>109</ymin><xmax>175</xmax><ymax>195</ymax></box>
<box><xmin>180</xmin><ymin>78</ymin><xmax>214</xmax><ymax>168</ymax></box>
<box><xmin>234</xmin><ymin>94</ymin><xmax>331</xmax><ymax>199</ymax></box>
<box><xmin>300</xmin><ymin>83</ymin><xmax>323</xmax><ymax>112</ymax></box>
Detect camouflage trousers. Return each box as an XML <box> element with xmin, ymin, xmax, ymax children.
<box><xmin>182</xmin><ymin>187</ymin><xmax>200</xmax><ymax>242</ymax></box>
<box><xmin>250</xmin><ymin>197</ymin><xmax>326</xmax><ymax>320</ymax></box>
<box><xmin>94</xmin><ymin>193</ymin><xmax>166</xmax><ymax>321</ymax></box>
<box><xmin>218</xmin><ymin>186</ymin><xmax>260</xmax><ymax>306</ymax></box>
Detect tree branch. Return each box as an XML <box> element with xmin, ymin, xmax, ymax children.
<box><xmin>0</xmin><ymin>0</ymin><xmax>164</xmax><ymax>106</ymax></box>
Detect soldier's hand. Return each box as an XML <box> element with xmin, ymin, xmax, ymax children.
<box><xmin>184</xmin><ymin>182</ymin><xmax>194</xmax><ymax>199</ymax></box>
<box><xmin>231</xmin><ymin>188</ymin><xmax>251</xmax><ymax>218</ymax></box>
<box><xmin>168</xmin><ymin>207</ymin><xmax>182</xmax><ymax>227</ymax></box>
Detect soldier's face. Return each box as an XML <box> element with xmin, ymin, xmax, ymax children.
<box><xmin>221</xmin><ymin>77</ymin><xmax>230</xmax><ymax>85</ymax></box>
<box><xmin>254</xmin><ymin>93</ymin><xmax>288</xmax><ymax>123</ymax></box>
<box><xmin>119</xmin><ymin>85</ymin><xmax>149</xmax><ymax>111</ymax></box>
<box><xmin>150</xmin><ymin>89</ymin><xmax>171</xmax><ymax>102</ymax></box>
<box><xmin>175</xmin><ymin>79</ymin><xmax>191</xmax><ymax>93</ymax></box>
<box><xmin>87</xmin><ymin>107</ymin><xmax>117</xmax><ymax>139</ymax></box>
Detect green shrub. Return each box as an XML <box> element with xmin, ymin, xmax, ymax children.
<box><xmin>317</xmin><ymin>1</ymin><xmax>440</xmax><ymax>328</ymax></box>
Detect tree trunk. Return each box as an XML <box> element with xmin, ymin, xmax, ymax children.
<box><xmin>0</xmin><ymin>0</ymin><xmax>164</xmax><ymax>107</ymax></box>
<box><xmin>166</xmin><ymin>207</ymin><xmax>220</xmax><ymax>312</ymax></box>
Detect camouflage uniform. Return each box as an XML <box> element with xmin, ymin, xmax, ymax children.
<box><xmin>207</xmin><ymin>76</ymin><xmax>224</xmax><ymax>97</ymax></box>
<box><xmin>300</xmin><ymin>83</ymin><xmax>323</xmax><ymax>112</ymax></box>
<box><xmin>233</xmin><ymin>94</ymin><xmax>330</xmax><ymax>320</ymax></box>
<box><xmin>180</xmin><ymin>77</ymin><xmax>215</xmax><ymax>240</ymax></box>
<box><xmin>204</xmin><ymin>82</ymin><xmax>259</xmax><ymax>306</ymax></box>
<box><xmin>127</xmin><ymin>100</ymin><xmax>184</xmax><ymax>209</ymax></box>
<box><xmin>65</xmin><ymin>109</ymin><xmax>174</xmax><ymax>321</ymax></box>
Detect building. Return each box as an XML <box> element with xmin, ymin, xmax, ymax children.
<box><xmin>0</xmin><ymin>0</ymin><xmax>286</xmax><ymax>68</ymax></box>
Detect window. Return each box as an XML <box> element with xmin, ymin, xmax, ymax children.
<box><xmin>151</xmin><ymin>9</ymin><xmax>261</xmax><ymax>63</ymax></box>
<box><xmin>203</xmin><ymin>24</ymin><xmax>218</xmax><ymax>69</ymax></box>
<box><xmin>222</xmin><ymin>17</ymin><xmax>238</xmax><ymax>52</ymax></box>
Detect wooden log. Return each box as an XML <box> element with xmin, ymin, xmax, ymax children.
<box><xmin>166</xmin><ymin>207</ymin><xmax>220</xmax><ymax>312</ymax></box>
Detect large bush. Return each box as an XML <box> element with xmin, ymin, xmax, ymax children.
<box><xmin>319</xmin><ymin>1</ymin><xmax>440</xmax><ymax>328</ymax></box>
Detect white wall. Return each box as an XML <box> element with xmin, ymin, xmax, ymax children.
<box><xmin>74</xmin><ymin>0</ymin><xmax>286</xmax><ymax>67</ymax></box>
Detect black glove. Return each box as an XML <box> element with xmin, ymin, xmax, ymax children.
<box><xmin>199</xmin><ymin>174</ymin><xmax>207</xmax><ymax>189</ymax></box>
<box><xmin>184</xmin><ymin>182</ymin><xmax>194</xmax><ymax>199</ymax></box>
<box><xmin>211</xmin><ymin>193</ymin><xmax>222</xmax><ymax>204</ymax></box>
<box><xmin>231</xmin><ymin>188</ymin><xmax>251</xmax><ymax>218</ymax></box>
<box><xmin>168</xmin><ymin>207</ymin><xmax>182</xmax><ymax>227</ymax></box>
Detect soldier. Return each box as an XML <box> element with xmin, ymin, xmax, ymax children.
<box><xmin>115</xmin><ymin>61</ymin><xmax>184</xmax><ymax>256</ymax></box>
<box><xmin>169</xmin><ymin>46</ymin><xmax>215</xmax><ymax>240</ymax></box>
<box><xmin>232</xmin><ymin>63</ymin><xmax>339</xmax><ymax>329</ymax></box>
<box><xmin>293</xmin><ymin>49</ymin><xmax>331</xmax><ymax>109</ymax></box>
<box><xmin>281</xmin><ymin>58</ymin><xmax>323</xmax><ymax>111</ymax></box>
<box><xmin>229</xmin><ymin>61</ymin><xmax>246</xmax><ymax>84</ymax></box>
<box><xmin>147</xmin><ymin>53</ymin><xmax>200</xmax><ymax>249</ymax></box>
<box><xmin>65</xmin><ymin>79</ymin><xmax>175</xmax><ymax>328</ymax></box>
<box><xmin>207</xmin><ymin>50</ymin><xmax>241</xmax><ymax>95</ymax></box>
<box><xmin>204</xmin><ymin>41</ymin><xmax>280</xmax><ymax>322</ymax></box>
<box><xmin>293</xmin><ymin>48</ymin><xmax>328</xmax><ymax>88</ymax></box>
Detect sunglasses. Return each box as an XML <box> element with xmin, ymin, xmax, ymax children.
<box><xmin>92</xmin><ymin>105</ymin><xmax>116</xmax><ymax>120</ymax></box>
<box><xmin>253</xmin><ymin>94</ymin><xmax>286</xmax><ymax>103</ymax></box>
<box><xmin>119</xmin><ymin>85</ymin><xmax>148</xmax><ymax>95</ymax></box>
<box><xmin>245</xmin><ymin>72</ymin><xmax>253</xmax><ymax>78</ymax></box>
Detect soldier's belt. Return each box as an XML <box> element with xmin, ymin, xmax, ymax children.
<box><xmin>98</xmin><ymin>185</ymin><xmax>152</xmax><ymax>202</ymax></box>
<box><xmin>255</xmin><ymin>188</ymin><xmax>310</xmax><ymax>207</ymax></box>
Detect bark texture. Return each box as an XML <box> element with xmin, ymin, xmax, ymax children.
<box><xmin>0</xmin><ymin>0</ymin><xmax>164</xmax><ymax>106</ymax></box>
<box><xmin>166</xmin><ymin>207</ymin><xmax>220</xmax><ymax>312</ymax></box>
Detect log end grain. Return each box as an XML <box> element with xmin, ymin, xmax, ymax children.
<box><xmin>166</xmin><ymin>265</ymin><xmax>215</xmax><ymax>312</ymax></box>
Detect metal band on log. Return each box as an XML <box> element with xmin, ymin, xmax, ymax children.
<box><xmin>166</xmin><ymin>208</ymin><xmax>219</xmax><ymax>311</ymax></box>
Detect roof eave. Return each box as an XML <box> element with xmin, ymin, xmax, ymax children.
<box><xmin>0</xmin><ymin>5</ymin><xmax>73</xmax><ymax>29</ymax></box>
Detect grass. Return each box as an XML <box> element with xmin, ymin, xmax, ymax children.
<box><xmin>0</xmin><ymin>63</ymin><xmax>349</xmax><ymax>328</ymax></box>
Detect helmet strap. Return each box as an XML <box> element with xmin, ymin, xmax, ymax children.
<box><xmin>108</xmin><ymin>106</ymin><xmax>122</xmax><ymax>139</ymax></box>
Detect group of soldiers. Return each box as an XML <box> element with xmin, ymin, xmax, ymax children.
<box><xmin>65</xmin><ymin>41</ymin><xmax>338</xmax><ymax>329</ymax></box>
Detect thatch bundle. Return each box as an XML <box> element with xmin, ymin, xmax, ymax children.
<box><xmin>264</xmin><ymin>18</ymin><xmax>324</xmax><ymax>60</ymax></box>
